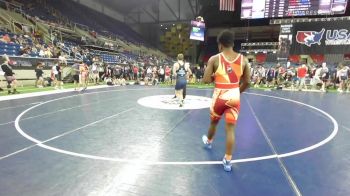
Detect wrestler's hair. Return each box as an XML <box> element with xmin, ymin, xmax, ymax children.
<box><xmin>177</xmin><ymin>53</ymin><xmax>184</xmax><ymax>61</ymax></box>
<box><xmin>0</xmin><ymin>55</ymin><xmax>9</xmax><ymax>64</ymax></box>
<box><xmin>217</xmin><ymin>30</ymin><xmax>234</xmax><ymax>48</ymax></box>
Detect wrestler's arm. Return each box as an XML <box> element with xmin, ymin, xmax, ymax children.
<box><xmin>172</xmin><ymin>63</ymin><xmax>178</xmax><ymax>77</ymax></box>
<box><xmin>240</xmin><ymin>57</ymin><xmax>251</xmax><ymax>93</ymax></box>
<box><xmin>186</xmin><ymin>64</ymin><xmax>192</xmax><ymax>75</ymax></box>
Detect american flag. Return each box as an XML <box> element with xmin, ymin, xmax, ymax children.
<box><xmin>219</xmin><ymin>0</ymin><xmax>235</xmax><ymax>12</ymax></box>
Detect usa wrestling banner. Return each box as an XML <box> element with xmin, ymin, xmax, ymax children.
<box><xmin>290</xmin><ymin>20</ymin><xmax>350</xmax><ymax>54</ymax></box>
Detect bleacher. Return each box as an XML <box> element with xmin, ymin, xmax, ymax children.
<box><xmin>48</xmin><ymin>0</ymin><xmax>146</xmax><ymax>46</ymax></box>
<box><xmin>0</xmin><ymin>0</ymin><xmax>169</xmax><ymax>67</ymax></box>
<box><xmin>100</xmin><ymin>53</ymin><xmax>118</xmax><ymax>64</ymax></box>
<box><xmin>5</xmin><ymin>0</ymin><xmax>166</xmax><ymax>58</ymax></box>
<box><xmin>0</xmin><ymin>31</ymin><xmax>21</xmax><ymax>55</ymax></box>
<box><xmin>0</xmin><ymin>42</ymin><xmax>20</xmax><ymax>56</ymax></box>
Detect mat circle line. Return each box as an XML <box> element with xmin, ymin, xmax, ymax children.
<box><xmin>14</xmin><ymin>89</ymin><xmax>339</xmax><ymax>165</ymax></box>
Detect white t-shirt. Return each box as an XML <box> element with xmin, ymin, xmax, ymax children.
<box><xmin>92</xmin><ymin>64</ymin><xmax>98</xmax><ymax>73</ymax></box>
<box><xmin>315</xmin><ymin>68</ymin><xmax>322</xmax><ymax>78</ymax></box>
<box><xmin>340</xmin><ymin>67</ymin><xmax>349</xmax><ymax>77</ymax></box>
<box><xmin>159</xmin><ymin>68</ymin><xmax>164</xmax><ymax>75</ymax></box>
<box><xmin>52</xmin><ymin>65</ymin><xmax>58</xmax><ymax>75</ymax></box>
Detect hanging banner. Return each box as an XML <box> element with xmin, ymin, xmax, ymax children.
<box><xmin>277</xmin><ymin>24</ymin><xmax>293</xmax><ymax>60</ymax></box>
<box><xmin>290</xmin><ymin>20</ymin><xmax>350</xmax><ymax>55</ymax></box>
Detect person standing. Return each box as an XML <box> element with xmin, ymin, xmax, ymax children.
<box><xmin>312</xmin><ymin>65</ymin><xmax>323</xmax><ymax>90</ymax></box>
<box><xmin>133</xmin><ymin>65</ymin><xmax>139</xmax><ymax>81</ymax></box>
<box><xmin>54</xmin><ymin>62</ymin><xmax>64</xmax><ymax>90</ymax></box>
<box><xmin>80</xmin><ymin>62</ymin><xmax>89</xmax><ymax>91</ymax></box>
<box><xmin>158</xmin><ymin>66</ymin><xmax>165</xmax><ymax>83</ymax></box>
<box><xmin>71</xmin><ymin>60</ymin><xmax>81</xmax><ymax>91</ymax></box>
<box><xmin>195</xmin><ymin>66</ymin><xmax>203</xmax><ymax>83</ymax></box>
<box><xmin>91</xmin><ymin>61</ymin><xmax>100</xmax><ymax>85</ymax></box>
<box><xmin>266</xmin><ymin>66</ymin><xmax>275</xmax><ymax>88</ymax></box>
<box><xmin>297</xmin><ymin>64</ymin><xmax>308</xmax><ymax>90</ymax></box>
<box><xmin>172</xmin><ymin>54</ymin><xmax>191</xmax><ymax>107</ymax></box>
<box><xmin>201</xmin><ymin>30</ymin><xmax>251</xmax><ymax>172</ymax></box>
<box><xmin>338</xmin><ymin>62</ymin><xmax>349</xmax><ymax>93</ymax></box>
<box><xmin>165</xmin><ymin>65</ymin><xmax>171</xmax><ymax>85</ymax></box>
<box><xmin>35</xmin><ymin>62</ymin><xmax>44</xmax><ymax>88</ymax></box>
<box><xmin>320</xmin><ymin>62</ymin><xmax>329</xmax><ymax>92</ymax></box>
<box><xmin>1</xmin><ymin>55</ymin><xmax>19</xmax><ymax>94</ymax></box>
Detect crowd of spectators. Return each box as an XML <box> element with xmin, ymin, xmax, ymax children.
<box><xmin>250</xmin><ymin>62</ymin><xmax>350</xmax><ymax>93</ymax></box>
<box><xmin>69</xmin><ymin>59</ymin><xmax>205</xmax><ymax>89</ymax></box>
<box><xmin>0</xmin><ymin>30</ymin><xmax>65</xmax><ymax>58</ymax></box>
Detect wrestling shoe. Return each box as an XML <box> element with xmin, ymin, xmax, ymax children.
<box><xmin>179</xmin><ymin>100</ymin><xmax>184</xmax><ymax>107</ymax></box>
<box><xmin>223</xmin><ymin>158</ymin><xmax>232</xmax><ymax>172</ymax></box>
<box><xmin>202</xmin><ymin>135</ymin><xmax>212</xmax><ymax>149</ymax></box>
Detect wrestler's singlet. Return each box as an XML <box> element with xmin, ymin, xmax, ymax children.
<box><xmin>175</xmin><ymin>62</ymin><xmax>187</xmax><ymax>90</ymax></box>
<box><xmin>210</xmin><ymin>53</ymin><xmax>243</xmax><ymax>124</ymax></box>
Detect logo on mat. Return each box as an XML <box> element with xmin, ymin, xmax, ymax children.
<box><xmin>296</xmin><ymin>28</ymin><xmax>325</xmax><ymax>47</ymax></box>
<box><xmin>137</xmin><ymin>95</ymin><xmax>211</xmax><ymax>110</ymax></box>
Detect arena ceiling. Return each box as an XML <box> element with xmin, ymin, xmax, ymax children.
<box><xmin>96</xmin><ymin>0</ymin><xmax>201</xmax><ymax>24</ymax></box>
<box><xmin>98</xmin><ymin>0</ymin><xmax>148</xmax><ymax>14</ymax></box>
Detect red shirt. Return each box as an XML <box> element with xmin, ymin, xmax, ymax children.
<box><xmin>298</xmin><ymin>67</ymin><xmax>307</xmax><ymax>78</ymax></box>
<box><xmin>165</xmin><ymin>67</ymin><xmax>171</xmax><ymax>76</ymax></box>
<box><xmin>133</xmin><ymin>67</ymin><xmax>138</xmax><ymax>73</ymax></box>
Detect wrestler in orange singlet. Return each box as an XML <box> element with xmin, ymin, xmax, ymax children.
<box><xmin>202</xmin><ymin>30</ymin><xmax>251</xmax><ymax>172</ymax></box>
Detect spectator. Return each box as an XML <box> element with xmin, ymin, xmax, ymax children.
<box><xmin>79</xmin><ymin>62</ymin><xmax>89</xmax><ymax>91</ymax></box>
<box><xmin>158</xmin><ymin>66</ymin><xmax>165</xmax><ymax>83</ymax></box>
<box><xmin>297</xmin><ymin>64</ymin><xmax>308</xmax><ymax>90</ymax></box>
<box><xmin>44</xmin><ymin>47</ymin><xmax>53</xmax><ymax>58</ymax></box>
<box><xmin>320</xmin><ymin>62</ymin><xmax>329</xmax><ymax>92</ymax></box>
<box><xmin>165</xmin><ymin>65</ymin><xmax>171</xmax><ymax>85</ymax></box>
<box><xmin>0</xmin><ymin>55</ymin><xmax>19</xmax><ymax>94</ymax></box>
<box><xmin>312</xmin><ymin>65</ymin><xmax>323</xmax><ymax>90</ymax></box>
<box><xmin>71</xmin><ymin>60</ymin><xmax>81</xmax><ymax>90</ymax></box>
<box><xmin>338</xmin><ymin>62</ymin><xmax>349</xmax><ymax>93</ymax></box>
<box><xmin>35</xmin><ymin>62</ymin><xmax>44</xmax><ymax>88</ymax></box>
<box><xmin>195</xmin><ymin>66</ymin><xmax>203</xmax><ymax>83</ymax></box>
<box><xmin>98</xmin><ymin>63</ymin><xmax>105</xmax><ymax>81</ymax></box>
<box><xmin>39</xmin><ymin>47</ymin><xmax>45</xmax><ymax>57</ymax></box>
<box><xmin>133</xmin><ymin>65</ymin><xmax>139</xmax><ymax>81</ymax></box>
<box><xmin>145</xmin><ymin>66</ymin><xmax>152</xmax><ymax>85</ymax></box>
<box><xmin>0</xmin><ymin>34</ymin><xmax>11</xmax><ymax>43</ymax></box>
<box><xmin>54</xmin><ymin>62</ymin><xmax>64</xmax><ymax>90</ymax></box>
<box><xmin>266</xmin><ymin>66</ymin><xmax>276</xmax><ymax>88</ymax></box>
<box><xmin>91</xmin><ymin>61</ymin><xmax>100</xmax><ymax>85</ymax></box>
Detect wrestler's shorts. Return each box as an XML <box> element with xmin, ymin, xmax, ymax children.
<box><xmin>5</xmin><ymin>76</ymin><xmax>15</xmax><ymax>83</ymax></box>
<box><xmin>175</xmin><ymin>78</ymin><xmax>187</xmax><ymax>90</ymax></box>
<box><xmin>210</xmin><ymin>88</ymin><xmax>240</xmax><ymax>124</ymax></box>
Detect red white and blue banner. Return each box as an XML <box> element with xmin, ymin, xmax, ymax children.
<box><xmin>290</xmin><ymin>21</ymin><xmax>350</xmax><ymax>55</ymax></box>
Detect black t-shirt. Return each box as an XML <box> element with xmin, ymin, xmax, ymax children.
<box><xmin>1</xmin><ymin>64</ymin><xmax>14</xmax><ymax>76</ymax></box>
<box><xmin>56</xmin><ymin>65</ymin><xmax>61</xmax><ymax>74</ymax></box>
<box><xmin>35</xmin><ymin>68</ymin><xmax>43</xmax><ymax>77</ymax></box>
<box><xmin>195</xmin><ymin>69</ymin><xmax>203</xmax><ymax>78</ymax></box>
